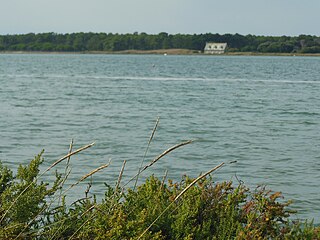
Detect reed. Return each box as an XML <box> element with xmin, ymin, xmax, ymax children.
<box><xmin>58</xmin><ymin>138</ymin><xmax>74</xmax><ymax>205</ymax></box>
<box><xmin>115</xmin><ymin>160</ymin><xmax>126</xmax><ymax>193</ymax></box>
<box><xmin>69</xmin><ymin>162</ymin><xmax>111</xmax><ymax>189</ymax></box>
<box><xmin>134</xmin><ymin>117</ymin><xmax>160</xmax><ymax>190</ymax></box>
<box><xmin>45</xmin><ymin>142</ymin><xmax>95</xmax><ymax>172</ymax></box>
<box><xmin>121</xmin><ymin>140</ymin><xmax>193</xmax><ymax>191</ymax></box>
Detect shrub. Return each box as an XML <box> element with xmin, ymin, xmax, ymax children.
<box><xmin>0</xmin><ymin>152</ymin><xmax>61</xmax><ymax>239</ymax></box>
<box><xmin>0</xmin><ymin>151</ymin><xmax>319</xmax><ymax>239</ymax></box>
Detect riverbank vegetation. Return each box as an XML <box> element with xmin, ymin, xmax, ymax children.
<box><xmin>0</xmin><ymin>140</ymin><xmax>319</xmax><ymax>239</ymax></box>
<box><xmin>1</xmin><ymin>32</ymin><xmax>320</xmax><ymax>54</ymax></box>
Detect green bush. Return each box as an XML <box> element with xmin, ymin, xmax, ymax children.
<box><xmin>0</xmin><ymin>152</ymin><xmax>319</xmax><ymax>239</ymax></box>
<box><xmin>0</xmin><ymin>152</ymin><xmax>61</xmax><ymax>239</ymax></box>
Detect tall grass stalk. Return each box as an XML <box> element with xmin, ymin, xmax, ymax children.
<box><xmin>58</xmin><ymin>139</ymin><xmax>74</xmax><ymax>205</ymax></box>
<box><xmin>115</xmin><ymin>160</ymin><xmax>126</xmax><ymax>193</ymax></box>
<box><xmin>69</xmin><ymin>162</ymin><xmax>111</xmax><ymax>189</ymax></box>
<box><xmin>123</xmin><ymin>140</ymin><xmax>193</xmax><ymax>190</ymax></box>
<box><xmin>160</xmin><ymin>169</ymin><xmax>168</xmax><ymax>191</ymax></box>
<box><xmin>134</xmin><ymin>117</ymin><xmax>160</xmax><ymax>190</ymax></box>
<box><xmin>45</xmin><ymin>142</ymin><xmax>95</xmax><ymax>173</ymax></box>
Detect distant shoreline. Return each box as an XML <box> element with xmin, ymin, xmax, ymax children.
<box><xmin>1</xmin><ymin>49</ymin><xmax>320</xmax><ymax>57</ymax></box>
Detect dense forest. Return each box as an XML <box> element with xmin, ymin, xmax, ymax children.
<box><xmin>0</xmin><ymin>32</ymin><xmax>320</xmax><ymax>53</ymax></box>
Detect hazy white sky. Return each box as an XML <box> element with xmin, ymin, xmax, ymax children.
<box><xmin>1</xmin><ymin>0</ymin><xmax>319</xmax><ymax>36</ymax></box>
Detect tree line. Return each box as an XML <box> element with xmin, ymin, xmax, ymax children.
<box><xmin>0</xmin><ymin>32</ymin><xmax>320</xmax><ymax>53</ymax></box>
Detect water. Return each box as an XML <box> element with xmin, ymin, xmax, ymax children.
<box><xmin>0</xmin><ymin>54</ymin><xmax>320</xmax><ymax>222</ymax></box>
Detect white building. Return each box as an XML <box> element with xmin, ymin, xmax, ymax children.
<box><xmin>204</xmin><ymin>42</ymin><xmax>227</xmax><ymax>54</ymax></box>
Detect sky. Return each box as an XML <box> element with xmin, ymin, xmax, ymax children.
<box><xmin>1</xmin><ymin>0</ymin><xmax>320</xmax><ymax>36</ymax></box>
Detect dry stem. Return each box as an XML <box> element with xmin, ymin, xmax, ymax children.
<box><xmin>124</xmin><ymin>140</ymin><xmax>192</xmax><ymax>189</ymax></box>
<box><xmin>134</xmin><ymin>117</ymin><xmax>160</xmax><ymax>189</ymax></box>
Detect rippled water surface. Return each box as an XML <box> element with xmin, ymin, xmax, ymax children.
<box><xmin>0</xmin><ymin>54</ymin><xmax>319</xmax><ymax>222</ymax></box>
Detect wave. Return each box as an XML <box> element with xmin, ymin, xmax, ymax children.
<box><xmin>1</xmin><ymin>74</ymin><xmax>320</xmax><ymax>84</ymax></box>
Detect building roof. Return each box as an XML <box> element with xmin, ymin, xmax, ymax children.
<box><xmin>204</xmin><ymin>42</ymin><xmax>227</xmax><ymax>51</ymax></box>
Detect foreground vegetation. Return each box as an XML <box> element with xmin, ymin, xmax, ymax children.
<box><xmin>0</xmin><ymin>141</ymin><xmax>319</xmax><ymax>239</ymax></box>
<box><xmin>1</xmin><ymin>32</ymin><xmax>320</xmax><ymax>54</ymax></box>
